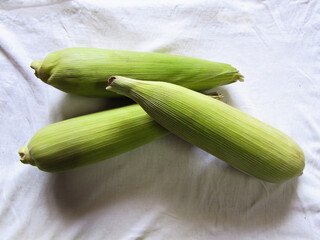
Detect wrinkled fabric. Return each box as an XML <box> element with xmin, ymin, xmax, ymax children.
<box><xmin>0</xmin><ymin>0</ymin><xmax>319</xmax><ymax>239</ymax></box>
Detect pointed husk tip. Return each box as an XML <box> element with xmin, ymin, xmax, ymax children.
<box><xmin>237</xmin><ymin>73</ymin><xmax>245</xmax><ymax>82</ymax></box>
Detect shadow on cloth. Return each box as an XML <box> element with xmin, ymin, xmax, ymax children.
<box><xmin>47</xmin><ymin>93</ymin><xmax>135</xmax><ymax>123</ymax></box>
<box><xmin>47</xmin><ymin>133</ymin><xmax>299</xmax><ymax>230</ymax></box>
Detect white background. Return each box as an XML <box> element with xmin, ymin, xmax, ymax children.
<box><xmin>0</xmin><ymin>0</ymin><xmax>319</xmax><ymax>239</ymax></box>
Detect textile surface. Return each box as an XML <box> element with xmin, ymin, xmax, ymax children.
<box><xmin>0</xmin><ymin>0</ymin><xmax>319</xmax><ymax>239</ymax></box>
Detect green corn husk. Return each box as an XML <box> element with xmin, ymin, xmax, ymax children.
<box><xmin>106</xmin><ymin>76</ymin><xmax>305</xmax><ymax>183</ymax></box>
<box><xmin>19</xmin><ymin>104</ymin><xmax>168</xmax><ymax>172</ymax></box>
<box><xmin>31</xmin><ymin>47</ymin><xmax>243</xmax><ymax>97</ymax></box>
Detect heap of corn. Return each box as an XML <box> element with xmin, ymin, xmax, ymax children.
<box><xmin>19</xmin><ymin>47</ymin><xmax>305</xmax><ymax>183</ymax></box>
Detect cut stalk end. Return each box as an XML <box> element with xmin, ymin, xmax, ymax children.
<box><xmin>30</xmin><ymin>60</ymin><xmax>43</xmax><ymax>78</ymax></box>
<box><xmin>106</xmin><ymin>76</ymin><xmax>137</xmax><ymax>97</ymax></box>
<box><xmin>107</xmin><ymin>76</ymin><xmax>117</xmax><ymax>87</ymax></box>
<box><xmin>19</xmin><ymin>146</ymin><xmax>35</xmax><ymax>166</ymax></box>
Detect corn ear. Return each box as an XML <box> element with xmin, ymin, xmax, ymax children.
<box><xmin>19</xmin><ymin>104</ymin><xmax>168</xmax><ymax>172</ymax></box>
<box><xmin>31</xmin><ymin>47</ymin><xmax>243</xmax><ymax>97</ymax></box>
<box><xmin>106</xmin><ymin>76</ymin><xmax>305</xmax><ymax>183</ymax></box>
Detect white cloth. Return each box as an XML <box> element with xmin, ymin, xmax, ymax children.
<box><xmin>1</xmin><ymin>0</ymin><xmax>319</xmax><ymax>239</ymax></box>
